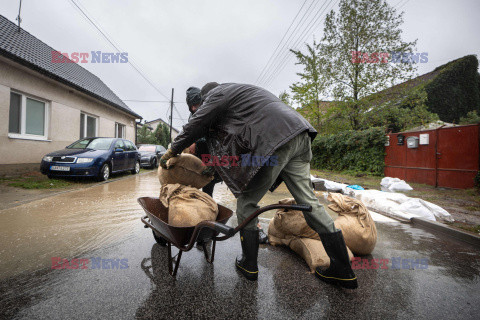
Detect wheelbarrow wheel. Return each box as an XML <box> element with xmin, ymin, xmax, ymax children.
<box><xmin>152</xmin><ymin>230</ymin><xmax>168</xmax><ymax>246</ymax></box>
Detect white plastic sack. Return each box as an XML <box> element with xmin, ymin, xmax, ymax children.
<box><xmin>398</xmin><ymin>198</ymin><xmax>453</xmax><ymax>222</ymax></box>
<box><xmin>348</xmin><ymin>189</ymin><xmax>453</xmax><ymax>222</ymax></box>
<box><xmin>310</xmin><ymin>175</ymin><xmax>349</xmax><ymax>193</ymax></box>
<box><xmin>381</xmin><ymin>177</ymin><xmax>413</xmax><ymax>192</ymax></box>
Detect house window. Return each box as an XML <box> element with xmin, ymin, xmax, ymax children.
<box><xmin>115</xmin><ymin>123</ymin><xmax>126</xmax><ymax>139</ymax></box>
<box><xmin>8</xmin><ymin>91</ymin><xmax>49</xmax><ymax>140</ymax></box>
<box><xmin>80</xmin><ymin>113</ymin><xmax>98</xmax><ymax>138</ymax></box>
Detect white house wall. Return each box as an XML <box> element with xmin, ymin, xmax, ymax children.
<box><xmin>0</xmin><ymin>57</ymin><xmax>137</xmax><ymax>165</ymax></box>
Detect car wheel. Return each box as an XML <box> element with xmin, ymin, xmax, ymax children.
<box><xmin>151</xmin><ymin>158</ymin><xmax>157</xmax><ymax>169</ymax></box>
<box><xmin>131</xmin><ymin>161</ymin><xmax>140</xmax><ymax>174</ymax></box>
<box><xmin>98</xmin><ymin>163</ymin><xmax>110</xmax><ymax>181</ymax></box>
<box><xmin>47</xmin><ymin>174</ymin><xmax>53</xmax><ymax>179</ymax></box>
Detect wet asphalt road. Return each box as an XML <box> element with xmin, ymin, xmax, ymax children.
<box><xmin>0</xmin><ymin>171</ymin><xmax>479</xmax><ymax>319</ymax></box>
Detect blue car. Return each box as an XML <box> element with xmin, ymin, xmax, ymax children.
<box><xmin>40</xmin><ymin>137</ymin><xmax>140</xmax><ymax>181</ymax></box>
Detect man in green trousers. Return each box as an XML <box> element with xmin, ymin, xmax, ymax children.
<box><xmin>161</xmin><ymin>82</ymin><xmax>357</xmax><ymax>289</ymax></box>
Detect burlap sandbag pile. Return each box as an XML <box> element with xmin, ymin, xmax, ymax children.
<box><xmin>327</xmin><ymin>193</ymin><xmax>377</xmax><ymax>255</ymax></box>
<box><xmin>158</xmin><ymin>153</ymin><xmax>213</xmax><ymax>189</ymax></box>
<box><xmin>158</xmin><ymin>154</ymin><xmax>218</xmax><ymax>227</ymax></box>
<box><xmin>268</xmin><ymin>196</ymin><xmax>376</xmax><ymax>272</ymax></box>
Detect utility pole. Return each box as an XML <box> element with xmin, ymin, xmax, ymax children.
<box><xmin>16</xmin><ymin>0</ymin><xmax>22</xmax><ymax>32</ymax></box>
<box><xmin>169</xmin><ymin>88</ymin><xmax>174</xmax><ymax>146</ymax></box>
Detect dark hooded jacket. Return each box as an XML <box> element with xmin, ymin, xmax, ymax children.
<box><xmin>171</xmin><ymin>83</ymin><xmax>317</xmax><ymax>197</ymax></box>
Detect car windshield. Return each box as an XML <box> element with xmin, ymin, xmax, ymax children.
<box><xmin>139</xmin><ymin>146</ymin><xmax>156</xmax><ymax>152</ymax></box>
<box><xmin>67</xmin><ymin>138</ymin><xmax>114</xmax><ymax>150</ymax></box>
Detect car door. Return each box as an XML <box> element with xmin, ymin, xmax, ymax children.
<box><xmin>123</xmin><ymin>140</ymin><xmax>136</xmax><ymax>170</ymax></box>
<box><xmin>112</xmin><ymin>139</ymin><xmax>126</xmax><ymax>171</ymax></box>
<box><xmin>156</xmin><ymin>145</ymin><xmax>166</xmax><ymax>161</ymax></box>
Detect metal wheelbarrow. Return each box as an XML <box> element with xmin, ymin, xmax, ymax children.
<box><xmin>138</xmin><ymin>197</ymin><xmax>312</xmax><ymax>278</ymax></box>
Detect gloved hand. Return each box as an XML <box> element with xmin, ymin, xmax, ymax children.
<box><xmin>201</xmin><ymin>166</ymin><xmax>215</xmax><ymax>177</ymax></box>
<box><xmin>160</xmin><ymin>149</ymin><xmax>177</xmax><ymax>169</ymax></box>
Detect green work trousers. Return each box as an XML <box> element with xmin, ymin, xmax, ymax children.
<box><xmin>236</xmin><ymin>131</ymin><xmax>336</xmax><ymax>234</ymax></box>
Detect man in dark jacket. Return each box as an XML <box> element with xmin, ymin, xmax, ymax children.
<box><xmin>161</xmin><ymin>83</ymin><xmax>357</xmax><ymax>289</ymax></box>
<box><xmin>186</xmin><ymin>86</ymin><xmax>269</xmax><ymax>244</ymax></box>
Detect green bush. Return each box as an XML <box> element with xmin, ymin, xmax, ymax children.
<box><xmin>424</xmin><ymin>55</ymin><xmax>480</xmax><ymax>123</ymax></box>
<box><xmin>311</xmin><ymin>127</ymin><xmax>386</xmax><ymax>175</ymax></box>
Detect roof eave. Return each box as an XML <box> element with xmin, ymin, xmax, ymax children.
<box><xmin>0</xmin><ymin>48</ymin><xmax>142</xmax><ymax>120</ymax></box>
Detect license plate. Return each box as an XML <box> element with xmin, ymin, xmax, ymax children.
<box><xmin>50</xmin><ymin>165</ymin><xmax>70</xmax><ymax>171</ymax></box>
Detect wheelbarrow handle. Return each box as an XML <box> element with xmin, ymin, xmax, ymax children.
<box><xmin>141</xmin><ymin>215</ymin><xmax>156</xmax><ymax>231</ymax></box>
<box><xmin>208</xmin><ymin>221</ymin><xmax>235</xmax><ymax>237</ymax></box>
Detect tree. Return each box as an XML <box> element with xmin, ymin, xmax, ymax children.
<box><xmin>290</xmin><ymin>41</ymin><xmax>329</xmax><ymax>129</ymax></box>
<box><xmin>279</xmin><ymin>91</ymin><xmax>292</xmax><ymax>108</ymax></box>
<box><xmin>320</xmin><ymin>0</ymin><xmax>417</xmax><ymax>129</ymax></box>
<box><xmin>137</xmin><ymin>124</ymin><xmax>156</xmax><ymax>144</ymax></box>
<box><xmin>460</xmin><ymin>110</ymin><xmax>480</xmax><ymax>125</ymax></box>
<box><xmin>153</xmin><ymin>123</ymin><xmax>171</xmax><ymax>148</ymax></box>
<box><xmin>361</xmin><ymin>89</ymin><xmax>439</xmax><ymax>132</ymax></box>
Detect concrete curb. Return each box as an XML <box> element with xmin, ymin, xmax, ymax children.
<box><xmin>411</xmin><ymin>217</ymin><xmax>480</xmax><ymax>247</ymax></box>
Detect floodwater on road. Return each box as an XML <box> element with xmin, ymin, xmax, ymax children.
<box><xmin>1</xmin><ymin>171</ymin><xmax>479</xmax><ymax>319</ymax></box>
<box><xmin>0</xmin><ymin>172</ymin><xmax>158</xmax><ymax>280</ymax></box>
<box><xmin>0</xmin><ymin>171</ymin><xmax>304</xmax><ymax>280</ymax></box>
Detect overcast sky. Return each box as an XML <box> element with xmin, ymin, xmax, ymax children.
<box><xmin>1</xmin><ymin>0</ymin><xmax>479</xmax><ymax>130</ymax></box>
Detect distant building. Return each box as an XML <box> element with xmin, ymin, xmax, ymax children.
<box><xmin>144</xmin><ymin>118</ymin><xmax>180</xmax><ymax>140</ymax></box>
<box><xmin>0</xmin><ymin>15</ymin><xmax>141</xmax><ymax>174</ymax></box>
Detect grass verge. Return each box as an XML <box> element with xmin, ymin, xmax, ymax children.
<box><xmin>1</xmin><ymin>168</ymin><xmax>153</xmax><ymax>190</ymax></box>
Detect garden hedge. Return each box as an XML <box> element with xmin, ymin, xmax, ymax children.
<box><xmin>311</xmin><ymin>127</ymin><xmax>386</xmax><ymax>175</ymax></box>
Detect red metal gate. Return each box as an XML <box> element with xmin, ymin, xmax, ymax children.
<box><xmin>384</xmin><ymin>124</ymin><xmax>479</xmax><ymax>189</ymax></box>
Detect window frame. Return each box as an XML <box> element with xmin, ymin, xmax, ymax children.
<box><xmin>80</xmin><ymin>112</ymin><xmax>99</xmax><ymax>139</ymax></box>
<box><xmin>8</xmin><ymin>91</ymin><xmax>50</xmax><ymax>141</ymax></box>
<box><xmin>115</xmin><ymin>122</ymin><xmax>126</xmax><ymax>139</ymax></box>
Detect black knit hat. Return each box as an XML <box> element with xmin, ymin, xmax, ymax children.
<box><xmin>186</xmin><ymin>87</ymin><xmax>202</xmax><ymax>111</ymax></box>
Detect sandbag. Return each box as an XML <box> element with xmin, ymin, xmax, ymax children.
<box><xmin>328</xmin><ymin>193</ymin><xmax>377</xmax><ymax>255</ymax></box>
<box><xmin>267</xmin><ymin>218</ymin><xmax>295</xmax><ymax>246</ymax></box>
<box><xmin>271</xmin><ymin>198</ymin><xmax>319</xmax><ymax>240</ymax></box>
<box><xmin>158</xmin><ymin>153</ymin><xmax>213</xmax><ymax>189</ymax></box>
<box><xmin>159</xmin><ymin>183</ymin><xmax>218</xmax><ymax>227</ymax></box>
<box><xmin>267</xmin><ymin>198</ymin><xmax>353</xmax><ymax>272</ymax></box>
<box><xmin>289</xmin><ymin>237</ymin><xmax>354</xmax><ymax>273</ymax></box>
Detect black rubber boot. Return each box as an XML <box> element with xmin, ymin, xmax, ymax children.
<box><xmin>315</xmin><ymin>230</ymin><xmax>358</xmax><ymax>289</ymax></box>
<box><xmin>235</xmin><ymin>229</ymin><xmax>259</xmax><ymax>281</ymax></box>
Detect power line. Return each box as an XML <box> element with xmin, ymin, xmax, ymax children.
<box><xmin>255</xmin><ymin>0</ymin><xmax>308</xmax><ymax>85</ymax></box>
<box><xmin>396</xmin><ymin>0</ymin><xmax>411</xmax><ymax>10</ymax></box>
<box><xmin>261</xmin><ymin>0</ymin><xmax>337</xmax><ymax>88</ymax></box>
<box><xmin>259</xmin><ymin>0</ymin><xmax>333</xmax><ymax>87</ymax></box>
<box><xmin>69</xmin><ymin>0</ymin><xmax>170</xmax><ymax>101</ymax></box>
<box><xmin>257</xmin><ymin>0</ymin><xmax>319</xmax><ymax>86</ymax></box>
<box><xmin>173</xmin><ymin>103</ymin><xmax>187</xmax><ymax>124</ymax></box>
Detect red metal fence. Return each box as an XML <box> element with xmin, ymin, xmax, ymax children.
<box><xmin>385</xmin><ymin>124</ymin><xmax>479</xmax><ymax>189</ymax></box>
